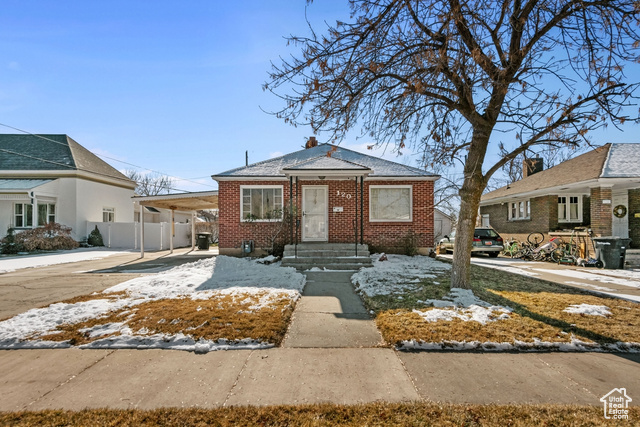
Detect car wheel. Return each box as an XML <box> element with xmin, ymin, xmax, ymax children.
<box><xmin>488</xmin><ymin>252</ymin><xmax>499</xmax><ymax>258</ymax></box>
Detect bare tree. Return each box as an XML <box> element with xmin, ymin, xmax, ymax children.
<box><xmin>125</xmin><ymin>169</ymin><xmax>175</xmax><ymax>196</ymax></box>
<box><xmin>265</xmin><ymin>0</ymin><xmax>640</xmax><ymax>289</ymax></box>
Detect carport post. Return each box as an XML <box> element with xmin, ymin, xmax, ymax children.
<box><xmin>191</xmin><ymin>212</ymin><xmax>196</xmax><ymax>250</ymax></box>
<box><xmin>140</xmin><ymin>204</ymin><xmax>145</xmax><ymax>258</ymax></box>
<box><xmin>170</xmin><ymin>209</ymin><xmax>174</xmax><ymax>254</ymax></box>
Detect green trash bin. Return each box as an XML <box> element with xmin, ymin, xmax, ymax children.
<box><xmin>593</xmin><ymin>237</ymin><xmax>632</xmax><ymax>269</ymax></box>
<box><xmin>196</xmin><ymin>232</ymin><xmax>211</xmax><ymax>250</ymax></box>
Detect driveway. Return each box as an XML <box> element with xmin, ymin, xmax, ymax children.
<box><xmin>438</xmin><ymin>254</ymin><xmax>640</xmax><ymax>302</ymax></box>
<box><xmin>0</xmin><ymin>247</ymin><xmax>218</xmax><ymax>320</ymax></box>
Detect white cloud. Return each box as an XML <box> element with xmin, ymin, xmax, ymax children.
<box><xmin>269</xmin><ymin>151</ymin><xmax>284</xmax><ymax>158</ymax></box>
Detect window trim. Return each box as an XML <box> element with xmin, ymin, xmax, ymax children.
<box><xmin>239</xmin><ymin>185</ymin><xmax>284</xmax><ymax>222</ymax></box>
<box><xmin>558</xmin><ymin>194</ymin><xmax>583</xmax><ymax>223</ymax></box>
<box><xmin>13</xmin><ymin>203</ymin><xmax>33</xmax><ymax>228</ymax></box>
<box><xmin>37</xmin><ymin>203</ymin><xmax>56</xmax><ymax>226</ymax></box>
<box><xmin>103</xmin><ymin>207</ymin><xmax>115</xmax><ymax>223</ymax></box>
<box><xmin>508</xmin><ymin>199</ymin><xmax>530</xmax><ymax>221</ymax></box>
<box><xmin>369</xmin><ymin>185</ymin><xmax>413</xmax><ymax>223</ymax></box>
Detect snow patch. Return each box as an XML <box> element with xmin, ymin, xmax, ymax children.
<box><xmin>563</xmin><ymin>303</ymin><xmax>612</xmax><ymax>317</ymax></box>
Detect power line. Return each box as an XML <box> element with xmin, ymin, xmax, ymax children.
<box><xmin>0</xmin><ymin>123</ymin><xmax>217</xmax><ymax>190</ymax></box>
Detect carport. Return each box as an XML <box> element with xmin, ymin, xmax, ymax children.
<box><xmin>133</xmin><ymin>190</ymin><xmax>218</xmax><ymax>257</ymax></box>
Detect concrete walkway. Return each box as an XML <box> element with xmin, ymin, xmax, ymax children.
<box><xmin>283</xmin><ymin>271</ymin><xmax>383</xmax><ymax>348</ymax></box>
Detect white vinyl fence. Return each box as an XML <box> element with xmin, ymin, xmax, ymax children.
<box><xmin>86</xmin><ymin>222</ymin><xmax>192</xmax><ymax>250</ymax></box>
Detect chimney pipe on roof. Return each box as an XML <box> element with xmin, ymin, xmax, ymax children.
<box><xmin>305</xmin><ymin>136</ymin><xmax>318</xmax><ymax>149</ymax></box>
<box><xmin>523</xmin><ymin>156</ymin><xmax>543</xmax><ymax>178</ymax></box>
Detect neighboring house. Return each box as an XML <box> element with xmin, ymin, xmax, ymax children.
<box><xmin>132</xmin><ymin>201</ymin><xmax>193</xmax><ymax>224</ymax></box>
<box><xmin>0</xmin><ymin>134</ymin><xmax>136</xmax><ymax>240</ymax></box>
<box><xmin>212</xmin><ymin>140</ymin><xmax>439</xmax><ymax>256</ymax></box>
<box><xmin>480</xmin><ymin>143</ymin><xmax>640</xmax><ymax>248</ymax></box>
<box><xmin>434</xmin><ymin>208</ymin><xmax>455</xmax><ymax>245</ymax></box>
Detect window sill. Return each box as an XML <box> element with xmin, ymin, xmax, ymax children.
<box><xmin>240</xmin><ymin>219</ymin><xmax>283</xmax><ymax>223</ymax></box>
<box><xmin>369</xmin><ymin>219</ymin><xmax>413</xmax><ymax>223</ymax></box>
<box><xmin>508</xmin><ymin>218</ymin><xmax>531</xmax><ymax>222</ymax></box>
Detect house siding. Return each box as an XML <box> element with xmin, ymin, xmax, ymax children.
<box><xmin>218</xmin><ymin>179</ymin><xmax>434</xmax><ymax>255</ymax></box>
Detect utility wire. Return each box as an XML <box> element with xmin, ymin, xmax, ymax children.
<box><xmin>0</xmin><ymin>123</ymin><xmax>217</xmax><ymax>190</ymax></box>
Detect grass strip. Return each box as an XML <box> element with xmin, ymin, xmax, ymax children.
<box><xmin>362</xmin><ymin>260</ymin><xmax>640</xmax><ymax>348</ymax></box>
<box><xmin>1</xmin><ymin>402</ymin><xmax>636</xmax><ymax>426</ymax></box>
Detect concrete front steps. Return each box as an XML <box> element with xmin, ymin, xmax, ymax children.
<box><xmin>625</xmin><ymin>249</ymin><xmax>640</xmax><ymax>269</ymax></box>
<box><xmin>281</xmin><ymin>243</ymin><xmax>373</xmax><ymax>271</ymax></box>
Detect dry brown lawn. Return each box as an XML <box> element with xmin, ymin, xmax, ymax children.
<box><xmin>369</xmin><ymin>261</ymin><xmax>640</xmax><ymax>349</ymax></box>
<box><xmin>1</xmin><ymin>403</ymin><xmax>637</xmax><ymax>426</ymax></box>
<box><xmin>36</xmin><ymin>291</ymin><xmax>296</xmax><ymax>346</ymax></box>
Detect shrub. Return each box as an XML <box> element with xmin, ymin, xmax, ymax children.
<box><xmin>4</xmin><ymin>223</ymin><xmax>79</xmax><ymax>252</ymax></box>
<box><xmin>1</xmin><ymin>228</ymin><xmax>24</xmax><ymax>254</ymax></box>
<box><xmin>87</xmin><ymin>225</ymin><xmax>104</xmax><ymax>246</ymax></box>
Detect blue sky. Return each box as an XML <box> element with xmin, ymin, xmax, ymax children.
<box><xmin>0</xmin><ymin>1</ymin><xmax>637</xmax><ymax>192</ymax></box>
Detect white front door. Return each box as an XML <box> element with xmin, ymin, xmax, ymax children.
<box><xmin>302</xmin><ymin>186</ymin><xmax>328</xmax><ymax>241</ymax></box>
<box><xmin>612</xmin><ymin>190</ymin><xmax>629</xmax><ymax>238</ymax></box>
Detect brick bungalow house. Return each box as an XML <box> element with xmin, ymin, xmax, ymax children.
<box><xmin>212</xmin><ymin>140</ymin><xmax>439</xmax><ymax>256</ymax></box>
<box><xmin>479</xmin><ymin>143</ymin><xmax>640</xmax><ymax>248</ymax></box>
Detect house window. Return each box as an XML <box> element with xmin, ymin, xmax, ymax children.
<box><xmin>103</xmin><ymin>207</ymin><xmax>115</xmax><ymax>222</ymax></box>
<box><xmin>37</xmin><ymin>204</ymin><xmax>56</xmax><ymax>226</ymax></box>
<box><xmin>240</xmin><ymin>186</ymin><xmax>283</xmax><ymax>221</ymax></box>
<box><xmin>508</xmin><ymin>200</ymin><xmax>530</xmax><ymax>221</ymax></box>
<box><xmin>558</xmin><ymin>196</ymin><xmax>582</xmax><ymax>222</ymax></box>
<box><xmin>14</xmin><ymin>203</ymin><xmax>33</xmax><ymax>228</ymax></box>
<box><xmin>369</xmin><ymin>185</ymin><xmax>412</xmax><ymax>222</ymax></box>
<box><xmin>481</xmin><ymin>214</ymin><xmax>490</xmax><ymax>227</ymax></box>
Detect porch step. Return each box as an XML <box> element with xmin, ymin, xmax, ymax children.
<box><xmin>624</xmin><ymin>249</ymin><xmax>640</xmax><ymax>269</ymax></box>
<box><xmin>281</xmin><ymin>243</ymin><xmax>373</xmax><ymax>271</ymax></box>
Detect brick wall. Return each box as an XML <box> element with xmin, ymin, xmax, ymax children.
<box><xmin>480</xmin><ymin>195</ymin><xmax>590</xmax><ymax>243</ymax></box>
<box><xmin>218</xmin><ymin>179</ymin><xmax>435</xmax><ymax>254</ymax></box>
<box><xmin>629</xmin><ymin>189</ymin><xmax>640</xmax><ymax>248</ymax></box>
<box><xmin>590</xmin><ymin>187</ymin><xmax>613</xmax><ymax>237</ymax></box>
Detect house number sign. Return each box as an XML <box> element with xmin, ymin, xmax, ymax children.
<box><xmin>336</xmin><ymin>190</ymin><xmax>352</xmax><ymax>199</ymax></box>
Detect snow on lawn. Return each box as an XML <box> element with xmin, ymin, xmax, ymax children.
<box><xmin>413</xmin><ymin>288</ymin><xmax>512</xmax><ymax>325</ymax></box>
<box><xmin>0</xmin><ymin>248</ymin><xmax>127</xmax><ymax>273</ymax></box>
<box><xmin>351</xmin><ymin>254</ymin><xmax>450</xmax><ymax>296</ymax></box>
<box><xmin>0</xmin><ymin>256</ymin><xmax>305</xmax><ymax>352</ymax></box>
<box><xmin>563</xmin><ymin>304</ymin><xmax>612</xmax><ymax>317</ymax></box>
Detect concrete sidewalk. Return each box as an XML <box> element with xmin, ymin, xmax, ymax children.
<box><xmin>1</xmin><ymin>348</ymin><xmax>638</xmax><ymax>410</ymax></box>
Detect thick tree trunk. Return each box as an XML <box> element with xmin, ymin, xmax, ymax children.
<box><xmin>450</xmin><ymin>128</ymin><xmax>490</xmax><ymax>289</ymax></box>
<box><xmin>450</xmin><ymin>175</ymin><xmax>484</xmax><ymax>288</ymax></box>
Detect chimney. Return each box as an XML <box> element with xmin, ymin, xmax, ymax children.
<box><xmin>305</xmin><ymin>136</ymin><xmax>318</xmax><ymax>149</ymax></box>
<box><xmin>523</xmin><ymin>157</ymin><xmax>543</xmax><ymax>178</ymax></box>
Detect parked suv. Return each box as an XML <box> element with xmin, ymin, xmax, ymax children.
<box><xmin>438</xmin><ymin>227</ymin><xmax>504</xmax><ymax>257</ymax></box>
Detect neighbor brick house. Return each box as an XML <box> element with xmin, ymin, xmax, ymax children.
<box><xmin>212</xmin><ymin>140</ymin><xmax>439</xmax><ymax>255</ymax></box>
<box><xmin>480</xmin><ymin>143</ymin><xmax>640</xmax><ymax>248</ymax></box>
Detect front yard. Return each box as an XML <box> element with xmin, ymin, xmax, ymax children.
<box><xmin>0</xmin><ymin>256</ymin><xmax>305</xmax><ymax>352</ymax></box>
<box><xmin>352</xmin><ymin>254</ymin><xmax>640</xmax><ymax>351</ymax></box>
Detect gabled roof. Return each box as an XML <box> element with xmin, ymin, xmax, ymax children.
<box><xmin>481</xmin><ymin>144</ymin><xmax>617</xmax><ymax>203</ymax></box>
<box><xmin>0</xmin><ymin>134</ymin><xmax>133</xmax><ymax>185</ymax></box>
<box><xmin>213</xmin><ymin>143</ymin><xmax>438</xmax><ymax>179</ymax></box>
<box><xmin>0</xmin><ymin>178</ymin><xmax>54</xmax><ymax>191</ymax></box>
<box><xmin>281</xmin><ymin>155</ymin><xmax>371</xmax><ymax>172</ymax></box>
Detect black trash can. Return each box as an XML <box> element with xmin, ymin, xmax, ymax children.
<box><xmin>196</xmin><ymin>232</ymin><xmax>211</xmax><ymax>250</ymax></box>
<box><xmin>593</xmin><ymin>237</ymin><xmax>632</xmax><ymax>269</ymax></box>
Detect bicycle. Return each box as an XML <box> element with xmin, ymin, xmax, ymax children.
<box><xmin>503</xmin><ymin>238</ymin><xmax>520</xmax><ymax>258</ymax></box>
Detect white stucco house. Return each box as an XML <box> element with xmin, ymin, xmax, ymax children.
<box><xmin>0</xmin><ymin>134</ymin><xmax>136</xmax><ymax>240</ymax></box>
